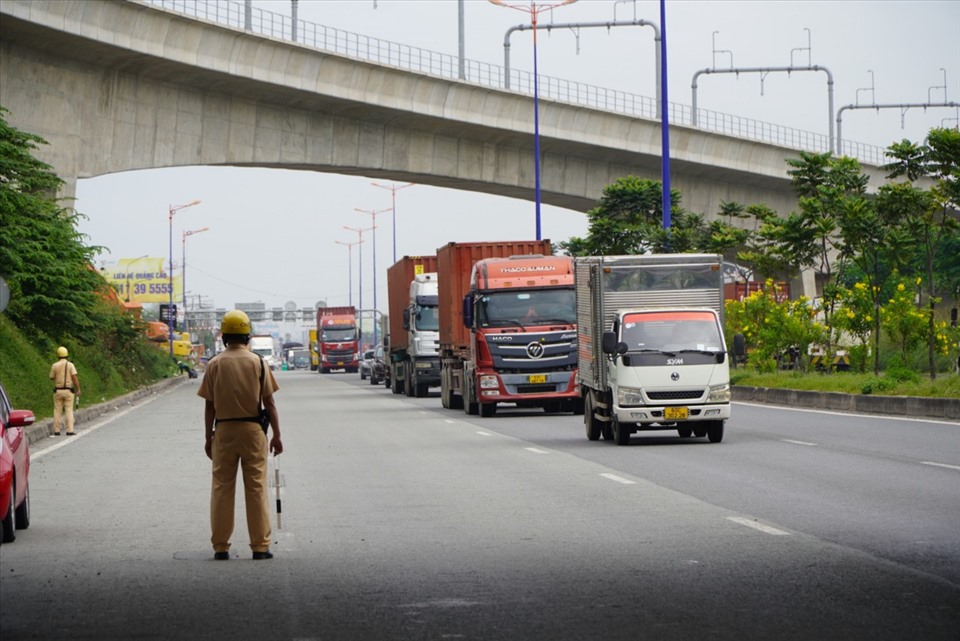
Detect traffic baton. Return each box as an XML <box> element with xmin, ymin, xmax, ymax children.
<box><xmin>273</xmin><ymin>454</ymin><xmax>282</xmax><ymax>530</ymax></box>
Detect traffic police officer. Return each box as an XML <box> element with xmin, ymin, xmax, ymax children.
<box><xmin>198</xmin><ymin>310</ymin><xmax>283</xmax><ymax>560</ymax></box>
<box><xmin>49</xmin><ymin>346</ymin><xmax>80</xmax><ymax>435</ymax></box>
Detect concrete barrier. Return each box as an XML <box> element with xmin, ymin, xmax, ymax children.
<box><xmin>733</xmin><ymin>386</ymin><xmax>960</xmax><ymax>422</ymax></box>
<box><xmin>24</xmin><ymin>376</ymin><xmax>190</xmax><ymax>446</ymax></box>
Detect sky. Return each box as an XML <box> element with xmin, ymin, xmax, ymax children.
<box><xmin>74</xmin><ymin>0</ymin><xmax>960</xmax><ymax>319</ymax></box>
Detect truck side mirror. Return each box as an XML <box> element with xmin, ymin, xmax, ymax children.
<box><xmin>602</xmin><ymin>331</ymin><xmax>618</xmax><ymax>354</ymax></box>
<box><xmin>462</xmin><ymin>295</ymin><xmax>473</xmax><ymax>329</ymax></box>
<box><xmin>716</xmin><ymin>351</ymin><xmax>726</xmax><ymax>364</ymax></box>
<box><xmin>402</xmin><ymin>308</ymin><xmax>410</xmax><ymax>331</ymax></box>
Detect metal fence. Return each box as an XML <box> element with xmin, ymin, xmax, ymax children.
<box><xmin>139</xmin><ymin>0</ymin><xmax>888</xmax><ymax>166</ymax></box>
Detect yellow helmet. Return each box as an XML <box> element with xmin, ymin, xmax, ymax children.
<box><xmin>220</xmin><ymin>310</ymin><xmax>251</xmax><ymax>335</ymax></box>
<box><xmin>57</xmin><ymin>346</ymin><xmax>69</xmax><ymax>358</ymax></box>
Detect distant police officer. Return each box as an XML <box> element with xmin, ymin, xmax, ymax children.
<box><xmin>198</xmin><ymin>310</ymin><xmax>283</xmax><ymax>561</ymax></box>
<box><xmin>49</xmin><ymin>346</ymin><xmax>80</xmax><ymax>436</ymax></box>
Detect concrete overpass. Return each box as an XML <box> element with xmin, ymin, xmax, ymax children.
<box><xmin>1</xmin><ymin>0</ymin><xmax>893</xmax><ymax>224</ymax></box>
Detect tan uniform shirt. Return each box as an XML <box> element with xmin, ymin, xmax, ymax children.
<box><xmin>198</xmin><ymin>348</ymin><xmax>278</xmax><ymax>421</ymax></box>
<box><xmin>49</xmin><ymin>359</ymin><xmax>78</xmax><ymax>390</ymax></box>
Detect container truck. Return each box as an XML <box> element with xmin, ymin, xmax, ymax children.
<box><xmin>437</xmin><ymin>240</ymin><xmax>581</xmax><ymax>417</ymax></box>
<box><xmin>576</xmin><ymin>254</ymin><xmax>731</xmax><ymax>445</ymax></box>
<box><xmin>387</xmin><ymin>256</ymin><xmax>440</xmax><ymax>397</ymax></box>
<box><xmin>316</xmin><ymin>306</ymin><xmax>359</xmax><ymax>374</ymax></box>
<box><xmin>248</xmin><ymin>334</ymin><xmax>277</xmax><ymax>370</ymax></box>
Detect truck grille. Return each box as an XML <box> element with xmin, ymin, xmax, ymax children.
<box><xmin>647</xmin><ymin>390</ymin><xmax>704</xmax><ymax>401</ymax></box>
<box><xmin>516</xmin><ymin>384</ymin><xmax>557</xmax><ymax>394</ymax></box>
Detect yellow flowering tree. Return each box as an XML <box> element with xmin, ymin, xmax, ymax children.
<box><xmin>832</xmin><ymin>281</ymin><xmax>875</xmax><ymax>372</ymax></box>
<box><xmin>724</xmin><ymin>280</ymin><xmax>825</xmax><ymax>372</ymax></box>
<box><xmin>881</xmin><ymin>278</ymin><xmax>928</xmax><ymax>363</ymax></box>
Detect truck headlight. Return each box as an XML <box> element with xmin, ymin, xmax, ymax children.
<box><xmin>707</xmin><ymin>383</ymin><xmax>731</xmax><ymax>402</ymax></box>
<box><xmin>617</xmin><ymin>386</ymin><xmax>644</xmax><ymax>406</ymax></box>
<box><xmin>479</xmin><ymin>375</ymin><xmax>499</xmax><ymax>389</ymax></box>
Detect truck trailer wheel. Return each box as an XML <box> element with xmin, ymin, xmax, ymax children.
<box><xmin>706</xmin><ymin>420</ymin><xmax>725</xmax><ymax>443</ymax></box>
<box><xmin>612</xmin><ymin>416</ymin><xmax>631</xmax><ymax>446</ymax></box>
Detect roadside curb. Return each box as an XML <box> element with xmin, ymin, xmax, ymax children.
<box><xmin>733</xmin><ymin>386</ymin><xmax>960</xmax><ymax>422</ymax></box>
<box><xmin>24</xmin><ymin>376</ymin><xmax>190</xmax><ymax>446</ymax></box>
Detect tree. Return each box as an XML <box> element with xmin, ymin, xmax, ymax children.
<box><xmin>557</xmin><ymin>176</ymin><xmax>751</xmax><ymax>259</ymax></box>
<box><xmin>0</xmin><ymin>106</ymin><xmax>107</xmax><ymax>343</ymax></box>
<box><xmin>883</xmin><ymin>128</ymin><xmax>960</xmax><ymax>379</ymax></box>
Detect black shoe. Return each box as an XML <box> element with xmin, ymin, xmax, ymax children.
<box><xmin>53</xmin><ymin>432</ymin><xmax>60</xmax><ymax>436</ymax></box>
<box><xmin>66</xmin><ymin>432</ymin><xmax>76</xmax><ymax>436</ymax></box>
<box><xmin>252</xmin><ymin>550</ymin><xmax>273</xmax><ymax>560</ymax></box>
<box><xmin>213</xmin><ymin>551</ymin><xmax>230</xmax><ymax>561</ymax></box>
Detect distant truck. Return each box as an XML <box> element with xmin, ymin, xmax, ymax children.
<box><xmin>248</xmin><ymin>334</ymin><xmax>277</xmax><ymax>370</ymax></box>
<box><xmin>308</xmin><ymin>328</ymin><xmax>319</xmax><ymax>371</ymax></box>
<box><xmin>386</xmin><ymin>256</ymin><xmax>440</xmax><ymax>398</ymax></box>
<box><xmin>316</xmin><ymin>306</ymin><xmax>359</xmax><ymax>374</ymax></box>
<box><xmin>576</xmin><ymin>254</ymin><xmax>731</xmax><ymax>445</ymax></box>
<box><xmin>437</xmin><ymin>240</ymin><xmax>581</xmax><ymax>417</ymax></box>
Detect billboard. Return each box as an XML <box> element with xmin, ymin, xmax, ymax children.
<box><xmin>101</xmin><ymin>258</ymin><xmax>181</xmax><ymax>303</ymax></box>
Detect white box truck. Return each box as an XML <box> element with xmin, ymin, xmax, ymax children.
<box><xmin>576</xmin><ymin>254</ymin><xmax>731</xmax><ymax>445</ymax></box>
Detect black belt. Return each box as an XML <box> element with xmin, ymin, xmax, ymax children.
<box><xmin>55</xmin><ymin>387</ymin><xmax>73</xmax><ymax>391</ymax></box>
<box><xmin>215</xmin><ymin>416</ymin><xmax>260</xmax><ymax>426</ymax></box>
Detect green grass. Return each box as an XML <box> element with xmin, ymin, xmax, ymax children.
<box><xmin>731</xmin><ymin>369</ymin><xmax>960</xmax><ymax>398</ymax></box>
<box><xmin>0</xmin><ymin>314</ymin><xmax>178</xmax><ymax>420</ymax></box>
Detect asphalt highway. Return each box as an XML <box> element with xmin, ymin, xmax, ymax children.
<box><xmin>1</xmin><ymin>370</ymin><xmax>957</xmax><ymax>640</ymax></box>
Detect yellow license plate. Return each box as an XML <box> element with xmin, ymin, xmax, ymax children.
<box><xmin>528</xmin><ymin>374</ymin><xmax>547</xmax><ymax>384</ymax></box>
<box><xmin>664</xmin><ymin>406</ymin><xmax>689</xmax><ymax>420</ymax></box>
<box><xmin>336</xmin><ymin>361</ymin><xmax>344</xmax><ymax>366</ymax></box>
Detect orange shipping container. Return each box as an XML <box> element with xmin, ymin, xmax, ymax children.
<box><xmin>436</xmin><ymin>240</ymin><xmax>552</xmax><ymax>352</ymax></box>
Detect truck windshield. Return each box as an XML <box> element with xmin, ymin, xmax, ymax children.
<box><xmin>414</xmin><ymin>305</ymin><xmax>439</xmax><ymax>331</ymax></box>
<box><xmin>321</xmin><ymin>328</ymin><xmax>356</xmax><ymax>342</ymax></box>
<box><xmin>477</xmin><ymin>289</ymin><xmax>576</xmax><ymax>327</ymax></box>
<box><xmin>251</xmin><ymin>348</ymin><xmax>272</xmax><ymax>358</ymax></box>
<box><xmin>621</xmin><ymin>311</ymin><xmax>722</xmax><ymax>352</ymax></box>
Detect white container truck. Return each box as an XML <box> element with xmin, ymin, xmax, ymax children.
<box><xmin>576</xmin><ymin>254</ymin><xmax>731</xmax><ymax>445</ymax></box>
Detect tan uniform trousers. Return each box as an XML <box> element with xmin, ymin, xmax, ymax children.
<box><xmin>53</xmin><ymin>389</ymin><xmax>76</xmax><ymax>434</ymax></box>
<box><xmin>210</xmin><ymin>422</ymin><xmax>271</xmax><ymax>553</ymax></box>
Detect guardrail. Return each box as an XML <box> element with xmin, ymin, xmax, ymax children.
<box><xmin>139</xmin><ymin>0</ymin><xmax>888</xmax><ymax>166</ymax></box>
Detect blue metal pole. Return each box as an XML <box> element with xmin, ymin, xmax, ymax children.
<box><xmin>532</xmin><ymin>15</ymin><xmax>542</xmax><ymax>241</ymax></box>
<box><xmin>659</xmin><ymin>0</ymin><xmax>671</xmax><ymax>236</ymax></box>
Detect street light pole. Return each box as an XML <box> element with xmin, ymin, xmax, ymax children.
<box><xmin>371</xmin><ymin>181</ymin><xmax>414</xmax><ymax>264</ymax></box>
<box><xmin>334</xmin><ymin>239</ymin><xmax>361</xmax><ymax>307</ymax></box>
<box><xmin>343</xmin><ymin>225</ymin><xmax>372</xmax><ymax>339</ymax></box>
<box><xmin>489</xmin><ymin>0</ymin><xmax>576</xmax><ymax>240</ymax></box>
<box><xmin>182</xmin><ymin>226</ymin><xmax>210</xmax><ymax>338</ymax></box>
<box><xmin>354</xmin><ymin>207</ymin><xmax>390</xmax><ymax>348</ymax></box>
<box><xmin>168</xmin><ymin>200</ymin><xmax>201</xmax><ymax>356</ymax></box>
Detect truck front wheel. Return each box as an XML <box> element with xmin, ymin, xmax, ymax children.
<box><xmin>706</xmin><ymin>420</ymin><xmax>724</xmax><ymax>443</ymax></box>
<box><xmin>612</xmin><ymin>416</ymin><xmax>631</xmax><ymax>446</ymax></box>
<box><xmin>480</xmin><ymin>402</ymin><xmax>496</xmax><ymax>418</ymax></box>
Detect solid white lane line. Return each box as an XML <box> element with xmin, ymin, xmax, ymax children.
<box><xmin>922</xmin><ymin>461</ymin><xmax>960</xmax><ymax>471</ymax></box>
<box><xmin>34</xmin><ymin>396</ymin><xmax>163</xmax><ymax>461</ymax></box>
<box><xmin>782</xmin><ymin>439</ymin><xmax>818</xmax><ymax>447</ymax></box>
<box><xmin>525</xmin><ymin>447</ymin><xmax>549</xmax><ymax>454</ymax></box>
<box><xmin>726</xmin><ymin>516</ymin><xmax>791</xmax><ymax>536</ymax></box>
<box><xmin>600</xmin><ymin>473</ymin><xmax>636</xmax><ymax>485</ymax></box>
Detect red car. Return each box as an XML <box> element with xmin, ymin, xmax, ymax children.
<box><xmin>1</xmin><ymin>382</ymin><xmax>33</xmax><ymax>544</ymax></box>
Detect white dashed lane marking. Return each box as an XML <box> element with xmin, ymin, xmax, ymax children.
<box><xmin>600</xmin><ymin>473</ymin><xmax>636</xmax><ymax>485</ymax></box>
<box><xmin>726</xmin><ymin>516</ymin><xmax>791</xmax><ymax>536</ymax></box>
<box><xmin>922</xmin><ymin>461</ymin><xmax>960</xmax><ymax>471</ymax></box>
<box><xmin>781</xmin><ymin>439</ymin><xmax>818</xmax><ymax>446</ymax></box>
